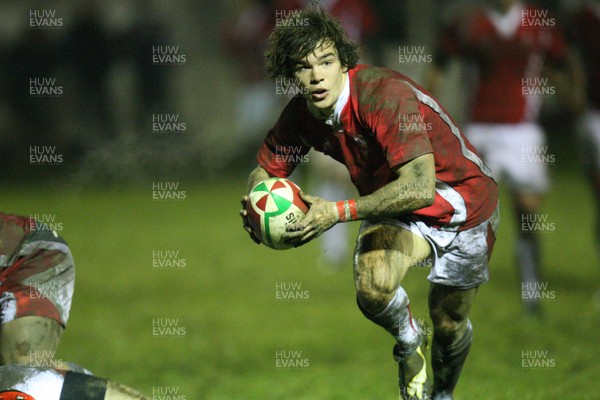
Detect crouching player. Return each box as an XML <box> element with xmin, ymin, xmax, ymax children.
<box><xmin>239</xmin><ymin>4</ymin><xmax>499</xmax><ymax>399</ymax></box>
<box><xmin>0</xmin><ymin>365</ymin><xmax>149</xmax><ymax>399</ymax></box>
<box><xmin>0</xmin><ymin>212</ymin><xmax>74</xmax><ymax>369</ymax></box>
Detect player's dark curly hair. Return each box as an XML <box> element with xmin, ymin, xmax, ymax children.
<box><xmin>265</xmin><ymin>1</ymin><xmax>360</xmax><ymax>79</ymax></box>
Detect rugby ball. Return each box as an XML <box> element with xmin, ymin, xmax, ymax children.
<box><xmin>245</xmin><ymin>178</ymin><xmax>309</xmax><ymax>249</ymax></box>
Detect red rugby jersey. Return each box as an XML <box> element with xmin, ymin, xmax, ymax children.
<box><xmin>437</xmin><ymin>3</ymin><xmax>568</xmax><ymax>123</ymax></box>
<box><xmin>257</xmin><ymin>64</ymin><xmax>498</xmax><ymax>231</ymax></box>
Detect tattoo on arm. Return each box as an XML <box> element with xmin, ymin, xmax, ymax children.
<box><xmin>356</xmin><ymin>154</ymin><xmax>435</xmax><ymax>219</ymax></box>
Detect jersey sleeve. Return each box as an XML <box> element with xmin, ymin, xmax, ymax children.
<box><xmin>256</xmin><ymin>97</ymin><xmax>311</xmax><ymax>178</ymax></box>
<box><xmin>359</xmin><ymin>76</ymin><xmax>433</xmax><ymax>170</ymax></box>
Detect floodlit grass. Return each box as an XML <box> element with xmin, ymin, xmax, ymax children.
<box><xmin>4</xmin><ymin>167</ymin><xmax>599</xmax><ymax>399</ymax></box>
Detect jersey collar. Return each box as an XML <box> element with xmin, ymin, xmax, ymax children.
<box><xmin>487</xmin><ymin>2</ymin><xmax>523</xmax><ymax>39</ymax></box>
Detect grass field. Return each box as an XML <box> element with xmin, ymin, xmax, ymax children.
<box><xmin>4</xmin><ymin>166</ymin><xmax>599</xmax><ymax>399</ymax></box>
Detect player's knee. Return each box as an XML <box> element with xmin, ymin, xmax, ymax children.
<box><xmin>429</xmin><ymin>307</ymin><xmax>467</xmax><ymax>340</ymax></box>
<box><xmin>354</xmin><ymin>251</ymin><xmax>400</xmax><ymax>313</ymax></box>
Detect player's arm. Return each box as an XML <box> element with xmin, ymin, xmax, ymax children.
<box><xmin>355</xmin><ymin>153</ymin><xmax>435</xmax><ymax>217</ymax></box>
<box><xmin>282</xmin><ymin>153</ymin><xmax>435</xmax><ymax>245</ymax></box>
<box><xmin>246</xmin><ymin>165</ymin><xmax>273</xmax><ymax>192</ymax></box>
<box><xmin>239</xmin><ymin>165</ymin><xmax>276</xmax><ymax>244</ymax></box>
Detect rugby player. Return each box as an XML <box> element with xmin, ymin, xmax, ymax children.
<box><xmin>239</xmin><ymin>3</ymin><xmax>499</xmax><ymax>399</ymax></box>
<box><xmin>0</xmin><ymin>212</ymin><xmax>74</xmax><ymax>368</ymax></box>
<box><xmin>428</xmin><ymin>0</ymin><xmax>583</xmax><ymax>315</ymax></box>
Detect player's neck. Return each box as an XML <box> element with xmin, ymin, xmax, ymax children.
<box><xmin>308</xmin><ymin>72</ymin><xmax>349</xmax><ymax>122</ymax></box>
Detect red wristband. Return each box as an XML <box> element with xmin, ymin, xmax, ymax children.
<box><xmin>336</xmin><ymin>200</ymin><xmax>359</xmax><ymax>222</ymax></box>
<box><xmin>336</xmin><ymin>201</ymin><xmax>346</xmax><ymax>222</ymax></box>
<box><xmin>348</xmin><ymin>199</ymin><xmax>359</xmax><ymax>220</ymax></box>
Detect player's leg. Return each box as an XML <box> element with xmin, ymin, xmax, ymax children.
<box><xmin>353</xmin><ymin>221</ymin><xmax>432</xmax><ymax>399</ymax></box>
<box><xmin>514</xmin><ymin>190</ymin><xmax>544</xmax><ymax>315</ymax></box>
<box><xmin>425</xmin><ymin>200</ymin><xmax>499</xmax><ymax>400</ymax></box>
<box><xmin>428</xmin><ymin>284</ymin><xmax>477</xmax><ymax>400</ymax></box>
<box><xmin>499</xmin><ymin>122</ymin><xmax>549</xmax><ymax>315</ymax></box>
<box><xmin>0</xmin><ymin>243</ymin><xmax>75</xmax><ymax>367</ymax></box>
<box><xmin>0</xmin><ymin>316</ymin><xmax>63</xmax><ymax>366</ymax></box>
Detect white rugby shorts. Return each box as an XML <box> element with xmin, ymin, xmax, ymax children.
<box><xmin>465</xmin><ymin>122</ymin><xmax>550</xmax><ymax>194</ymax></box>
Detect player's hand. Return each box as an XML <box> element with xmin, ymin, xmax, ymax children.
<box><xmin>281</xmin><ymin>191</ymin><xmax>338</xmax><ymax>247</ymax></box>
<box><xmin>240</xmin><ymin>196</ymin><xmax>261</xmax><ymax>245</ymax></box>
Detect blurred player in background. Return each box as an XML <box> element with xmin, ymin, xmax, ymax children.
<box><xmin>240</xmin><ymin>3</ymin><xmax>499</xmax><ymax>399</ymax></box>
<box><xmin>428</xmin><ymin>0</ymin><xmax>583</xmax><ymax>316</ymax></box>
<box><xmin>0</xmin><ymin>365</ymin><xmax>149</xmax><ymax>399</ymax></box>
<box><xmin>0</xmin><ymin>213</ymin><xmax>74</xmax><ymax>369</ymax></box>
<box><xmin>566</xmin><ymin>0</ymin><xmax>600</xmax><ymax>256</ymax></box>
